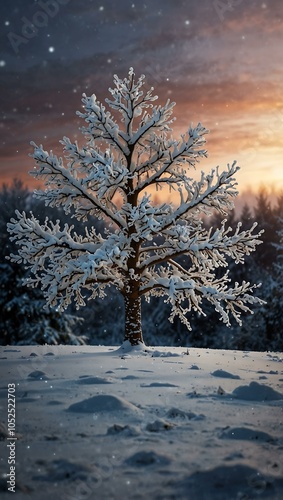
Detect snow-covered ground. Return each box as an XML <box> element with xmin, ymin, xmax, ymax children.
<box><xmin>0</xmin><ymin>343</ymin><xmax>282</xmax><ymax>499</ymax></box>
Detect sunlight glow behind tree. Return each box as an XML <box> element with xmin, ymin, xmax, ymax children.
<box><xmin>7</xmin><ymin>69</ymin><xmax>264</xmax><ymax>346</ymax></box>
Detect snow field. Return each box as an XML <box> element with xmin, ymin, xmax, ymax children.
<box><xmin>0</xmin><ymin>344</ymin><xmax>282</xmax><ymax>499</ymax></box>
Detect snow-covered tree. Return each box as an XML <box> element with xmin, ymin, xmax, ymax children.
<box><xmin>7</xmin><ymin>68</ymin><xmax>264</xmax><ymax>346</ymax></box>
<box><xmin>0</xmin><ymin>261</ymin><xmax>84</xmax><ymax>346</ymax></box>
<box><xmin>274</xmin><ymin>219</ymin><xmax>283</xmax><ymax>274</ymax></box>
<box><xmin>253</xmin><ymin>189</ymin><xmax>277</xmax><ymax>270</ymax></box>
<box><xmin>230</xmin><ymin>218</ymin><xmax>283</xmax><ymax>352</ymax></box>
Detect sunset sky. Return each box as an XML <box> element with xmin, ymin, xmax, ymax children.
<box><xmin>0</xmin><ymin>0</ymin><xmax>283</xmax><ymax>197</ymax></box>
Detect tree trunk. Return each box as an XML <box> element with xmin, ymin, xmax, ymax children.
<box><xmin>124</xmin><ymin>281</ymin><xmax>144</xmax><ymax>346</ymax></box>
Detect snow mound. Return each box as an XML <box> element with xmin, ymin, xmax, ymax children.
<box><xmin>67</xmin><ymin>394</ymin><xmax>141</xmax><ymax>414</ymax></box>
<box><xmin>125</xmin><ymin>450</ymin><xmax>171</xmax><ymax>467</ymax></box>
<box><xmin>150</xmin><ymin>349</ymin><xmax>182</xmax><ymax>357</ymax></box>
<box><xmin>219</xmin><ymin>427</ymin><xmax>276</xmax><ymax>443</ymax></box>
<box><xmin>106</xmin><ymin>424</ymin><xmax>140</xmax><ymax>437</ymax></box>
<box><xmin>114</xmin><ymin>340</ymin><xmax>148</xmax><ymax>355</ymax></box>
<box><xmin>232</xmin><ymin>381</ymin><xmax>283</xmax><ymax>401</ymax></box>
<box><xmin>28</xmin><ymin>370</ymin><xmax>49</xmax><ymax>380</ymax></box>
<box><xmin>166</xmin><ymin>407</ymin><xmax>205</xmax><ymax>421</ymax></box>
<box><xmin>211</xmin><ymin>369</ymin><xmax>240</xmax><ymax>379</ymax></box>
<box><xmin>178</xmin><ymin>464</ymin><xmax>282</xmax><ymax>499</ymax></box>
<box><xmin>33</xmin><ymin>459</ymin><xmax>96</xmax><ymax>482</ymax></box>
<box><xmin>140</xmin><ymin>382</ymin><xmax>179</xmax><ymax>388</ymax></box>
<box><xmin>145</xmin><ymin>419</ymin><xmax>175</xmax><ymax>432</ymax></box>
<box><xmin>113</xmin><ymin>342</ymin><xmax>182</xmax><ymax>358</ymax></box>
<box><xmin>76</xmin><ymin>376</ymin><xmax>113</xmax><ymax>384</ymax></box>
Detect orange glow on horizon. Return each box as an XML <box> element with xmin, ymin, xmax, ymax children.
<box><xmin>1</xmin><ymin>81</ymin><xmax>283</xmax><ymax>198</ymax></box>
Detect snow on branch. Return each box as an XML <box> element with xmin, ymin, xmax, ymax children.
<box><xmin>134</xmin><ymin>123</ymin><xmax>208</xmax><ymax>194</ymax></box>
<box><xmin>119</xmin><ymin>161</ymin><xmax>239</xmax><ymax>243</ymax></box>
<box><xmin>60</xmin><ymin>137</ymin><xmax>129</xmax><ymax>201</ymax></box>
<box><xmin>139</xmin><ymin>218</ymin><xmax>263</xmax><ymax>271</ymax></box>
<box><xmin>30</xmin><ymin>142</ymin><xmax>126</xmax><ymax>228</ymax></box>
<box><xmin>140</xmin><ymin>266</ymin><xmax>264</xmax><ymax>330</ymax></box>
<box><xmin>7</xmin><ymin>211</ymin><xmax>128</xmax><ymax>310</ymax></box>
<box><xmin>121</xmin><ymin>193</ymin><xmax>173</xmax><ymax>242</ymax></box>
<box><xmin>77</xmin><ymin>93</ymin><xmax>129</xmax><ymax>156</ymax></box>
<box><xmin>105</xmin><ymin>67</ymin><xmax>175</xmax><ymax>144</ymax></box>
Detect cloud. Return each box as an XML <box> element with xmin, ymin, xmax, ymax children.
<box><xmin>0</xmin><ymin>0</ymin><xmax>282</xmax><ymax>192</ymax></box>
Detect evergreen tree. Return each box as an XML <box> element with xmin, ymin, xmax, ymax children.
<box><xmin>227</xmin><ymin>200</ymin><xmax>283</xmax><ymax>352</ymax></box>
<box><xmin>253</xmin><ymin>188</ymin><xmax>277</xmax><ymax>270</ymax></box>
<box><xmin>7</xmin><ymin>69</ymin><xmax>264</xmax><ymax>347</ymax></box>
<box><xmin>0</xmin><ymin>180</ymin><xmax>84</xmax><ymax>345</ymax></box>
<box><xmin>0</xmin><ymin>179</ymin><xmax>29</xmax><ymax>257</ymax></box>
<box><xmin>261</xmin><ymin>215</ymin><xmax>283</xmax><ymax>350</ymax></box>
<box><xmin>240</xmin><ymin>203</ymin><xmax>254</xmax><ymax>231</ymax></box>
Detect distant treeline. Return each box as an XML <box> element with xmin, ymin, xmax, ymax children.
<box><xmin>0</xmin><ymin>179</ymin><xmax>282</xmax><ymax>351</ymax></box>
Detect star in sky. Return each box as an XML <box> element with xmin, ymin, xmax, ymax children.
<box><xmin>0</xmin><ymin>0</ymin><xmax>282</xmax><ymax>194</ymax></box>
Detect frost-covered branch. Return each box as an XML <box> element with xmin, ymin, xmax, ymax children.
<box><xmin>77</xmin><ymin>94</ymin><xmax>129</xmax><ymax>156</ymax></box>
<box><xmin>30</xmin><ymin>143</ymin><xmax>126</xmax><ymax>229</ymax></box>
<box><xmin>104</xmin><ymin>68</ymin><xmax>174</xmax><ymax>145</ymax></box>
<box><xmin>140</xmin><ymin>266</ymin><xmax>264</xmax><ymax>330</ymax></box>
<box><xmin>7</xmin><ymin>211</ymin><xmax>128</xmax><ymax>310</ymax></box>
<box><xmin>159</xmin><ymin>162</ymin><xmax>240</xmax><ymax>231</ymax></box>
<box><xmin>134</xmin><ymin>123</ymin><xmax>208</xmax><ymax>194</ymax></box>
<box><xmin>139</xmin><ymin>220</ymin><xmax>263</xmax><ymax>271</ymax></box>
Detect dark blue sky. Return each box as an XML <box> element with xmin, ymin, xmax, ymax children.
<box><xmin>0</xmin><ymin>0</ymin><xmax>283</xmax><ymax>192</ymax></box>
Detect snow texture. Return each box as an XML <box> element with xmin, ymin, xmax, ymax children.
<box><xmin>0</xmin><ymin>344</ymin><xmax>282</xmax><ymax>499</ymax></box>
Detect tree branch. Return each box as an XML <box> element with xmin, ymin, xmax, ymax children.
<box><xmin>31</xmin><ymin>146</ymin><xmax>126</xmax><ymax>230</ymax></box>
